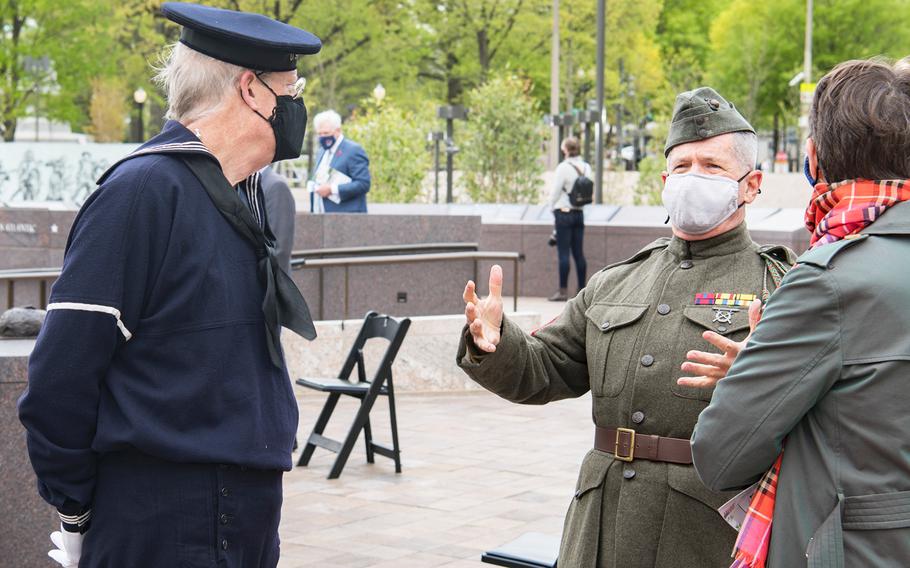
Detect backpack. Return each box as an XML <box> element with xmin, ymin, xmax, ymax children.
<box><xmin>567</xmin><ymin>162</ymin><xmax>594</xmax><ymax>207</ymax></box>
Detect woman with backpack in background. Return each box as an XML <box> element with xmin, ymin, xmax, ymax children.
<box><xmin>547</xmin><ymin>136</ymin><xmax>592</xmax><ymax>301</ymax></box>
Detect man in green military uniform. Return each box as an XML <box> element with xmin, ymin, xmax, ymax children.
<box><xmin>456</xmin><ymin>87</ymin><xmax>795</xmax><ymax>568</ymax></box>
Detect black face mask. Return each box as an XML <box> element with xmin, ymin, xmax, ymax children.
<box><xmin>250</xmin><ymin>74</ymin><xmax>307</xmax><ymax>162</ymax></box>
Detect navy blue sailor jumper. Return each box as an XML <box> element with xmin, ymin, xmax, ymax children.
<box><xmin>18</xmin><ymin>121</ymin><xmax>299</xmax><ymax>524</ymax></box>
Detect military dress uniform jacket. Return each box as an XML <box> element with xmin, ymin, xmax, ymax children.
<box><xmin>18</xmin><ymin>121</ymin><xmax>299</xmax><ymax>522</ymax></box>
<box><xmin>692</xmin><ymin>201</ymin><xmax>910</xmax><ymax>567</ymax></box>
<box><xmin>457</xmin><ymin>223</ymin><xmax>795</xmax><ymax>568</ymax></box>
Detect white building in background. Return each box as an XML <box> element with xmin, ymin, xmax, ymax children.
<box><xmin>7</xmin><ymin>116</ymin><xmax>92</xmax><ymax>144</ymax></box>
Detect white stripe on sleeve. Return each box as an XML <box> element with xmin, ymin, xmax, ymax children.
<box><xmin>46</xmin><ymin>302</ymin><xmax>132</xmax><ymax>341</ymax></box>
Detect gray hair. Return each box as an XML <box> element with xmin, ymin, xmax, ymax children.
<box><xmin>313</xmin><ymin>110</ymin><xmax>342</xmax><ymax>130</ymax></box>
<box><xmin>730</xmin><ymin>131</ymin><xmax>758</xmax><ymax>173</ymax></box>
<box><xmin>665</xmin><ymin>131</ymin><xmax>757</xmax><ymax>173</ymax></box>
<box><xmin>153</xmin><ymin>43</ymin><xmax>247</xmax><ymax>123</ymax></box>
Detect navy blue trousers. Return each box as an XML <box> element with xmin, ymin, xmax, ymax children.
<box><xmin>554</xmin><ymin>209</ymin><xmax>587</xmax><ymax>289</ymax></box>
<box><xmin>80</xmin><ymin>451</ymin><xmax>283</xmax><ymax>568</ymax></box>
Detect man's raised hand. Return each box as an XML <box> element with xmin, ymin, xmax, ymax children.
<box><xmin>463</xmin><ymin>264</ymin><xmax>504</xmax><ymax>353</ymax></box>
<box><xmin>677</xmin><ymin>298</ymin><xmax>762</xmax><ymax>388</ymax></box>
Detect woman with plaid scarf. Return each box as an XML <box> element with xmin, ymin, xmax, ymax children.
<box><xmin>690</xmin><ymin>57</ymin><xmax>910</xmax><ymax>568</ymax></box>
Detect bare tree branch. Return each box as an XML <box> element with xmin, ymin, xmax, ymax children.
<box><xmin>322</xmin><ymin>36</ymin><xmax>371</xmax><ymax>68</ymax></box>
<box><xmin>455</xmin><ymin>0</ymin><xmax>477</xmax><ymax>32</ymax></box>
<box><xmin>319</xmin><ymin>23</ymin><xmax>347</xmax><ymax>44</ymax></box>
<box><xmin>488</xmin><ymin>0</ymin><xmax>524</xmax><ymax>63</ymax></box>
<box><xmin>289</xmin><ymin>0</ymin><xmax>305</xmax><ymax>20</ymax></box>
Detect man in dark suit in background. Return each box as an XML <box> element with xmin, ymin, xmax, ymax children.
<box><xmin>308</xmin><ymin>109</ymin><xmax>371</xmax><ymax>213</ymax></box>
<box><xmin>261</xmin><ymin>165</ymin><xmax>295</xmax><ymax>273</ymax></box>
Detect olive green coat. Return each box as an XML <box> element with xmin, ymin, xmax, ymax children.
<box><xmin>457</xmin><ymin>223</ymin><xmax>795</xmax><ymax>568</ymax></box>
<box><xmin>692</xmin><ymin>201</ymin><xmax>910</xmax><ymax>567</ymax></box>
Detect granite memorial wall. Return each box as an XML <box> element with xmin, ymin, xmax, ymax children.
<box><xmin>0</xmin><ymin>204</ymin><xmax>810</xmax><ymax>316</ymax></box>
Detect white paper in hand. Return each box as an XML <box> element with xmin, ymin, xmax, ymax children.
<box><xmin>327</xmin><ymin>168</ymin><xmax>352</xmax><ymax>186</ymax></box>
<box><xmin>324</xmin><ymin>169</ymin><xmax>351</xmax><ymax>204</ymax></box>
<box><xmin>717</xmin><ymin>482</ymin><xmax>759</xmax><ymax>531</ymax></box>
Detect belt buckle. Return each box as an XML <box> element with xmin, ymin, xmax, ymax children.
<box><xmin>614</xmin><ymin>428</ymin><xmax>635</xmax><ymax>462</ymax></box>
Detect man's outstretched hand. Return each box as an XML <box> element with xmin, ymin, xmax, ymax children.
<box><xmin>677</xmin><ymin>298</ymin><xmax>762</xmax><ymax>389</ymax></box>
<box><xmin>464</xmin><ymin>265</ymin><xmax>504</xmax><ymax>353</ymax></box>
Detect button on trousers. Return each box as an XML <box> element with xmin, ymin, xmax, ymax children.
<box><xmin>80</xmin><ymin>450</ymin><xmax>283</xmax><ymax>568</ymax></box>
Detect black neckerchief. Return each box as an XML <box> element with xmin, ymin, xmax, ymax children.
<box><xmin>181</xmin><ymin>154</ymin><xmax>317</xmax><ymax>367</ymax></box>
<box><xmin>99</xmin><ymin>141</ymin><xmax>316</xmax><ymax>368</ymax></box>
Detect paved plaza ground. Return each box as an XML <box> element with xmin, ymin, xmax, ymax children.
<box><xmin>280</xmin><ymin>389</ymin><xmax>591</xmax><ymax>567</ymax></box>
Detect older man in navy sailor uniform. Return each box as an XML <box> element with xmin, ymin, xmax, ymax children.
<box><xmin>17</xmin><ymin>4</ymin><xmax>321</xmax><ymax>567</ymax></box>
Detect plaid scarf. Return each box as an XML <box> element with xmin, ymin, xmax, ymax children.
<box><xmin>730</xmin><ymin>452</ymin><xmax>784</xmax><ymax>568</ymax></box>
<box><xmin>804</xmin><ymin>179</ymin><xmax>910</xmax><ymax>248</ymax></box>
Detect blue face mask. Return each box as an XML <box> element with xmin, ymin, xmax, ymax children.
<box><xmin>318</xmin><ymin>135</ymin><xmax>336</xmax><ymax>150</ymax></box>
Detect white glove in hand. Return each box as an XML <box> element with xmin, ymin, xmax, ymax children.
<box><xmin>49</xmin><ymin>524</ymin><xmax>82</xmax><ymax>567</ymax></box>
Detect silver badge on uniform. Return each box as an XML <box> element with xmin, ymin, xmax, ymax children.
<box><xmin>712</xmin><ymin>307</ymin><xmax>739</xmax><ymax>324</ymax></box>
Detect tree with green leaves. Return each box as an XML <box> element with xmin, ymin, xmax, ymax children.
<box><xmin>460</xmin><ymin>74</ymin><xmax>545</xmax><ymax>203</ymax></box>
<box><xmin>0</xmin><ymin>0</ymin><xmax>119</xmax><ymax>140</ymax></box>
<box><xmin>411</xmin><ymin>0</ymin><xmax>554</xmax><ymax>105</ymax></box>
<box><xmin>544</xmin><ymin>0</ymin><xmax>668</xmax><ymax>156</ymax></box>
<box><xmin>657</xmin><ymin>0</ymin><xmax>731</xmax><ymax>93</ymax></box>
<box><xmin>708</xmin><ymin>0</ymin><xmax>910</xmax><ymax>131</ymax></box>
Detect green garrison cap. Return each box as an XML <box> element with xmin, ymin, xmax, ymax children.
<box><xmin>664</xmin><ymin>87</ymin><xmax>755</xmax><ymax>156</ymax></box>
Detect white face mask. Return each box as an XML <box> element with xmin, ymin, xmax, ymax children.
<box><xmin>661</xmin><ymin>172</ymin><xmax>749</xmax><ymax>235</ymax></box>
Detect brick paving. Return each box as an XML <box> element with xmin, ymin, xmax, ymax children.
<box><xmin>280</xmin><ymin>390</ymin><xmax>591</xmax><ymax>567</ymax></box>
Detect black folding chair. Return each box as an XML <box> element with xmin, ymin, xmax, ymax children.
<box><xmin>481</xmin><ymin>532</ymin><xmax>560</xmax><ymax>568</ymax></box>
<box><xmin>296</xmin><ymin>311</ymin><xmax>411</xmax><ymax>479</ymax></box>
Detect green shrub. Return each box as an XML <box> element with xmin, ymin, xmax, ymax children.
<box><xmin>461</xmin><ymin>75</ymin><xmax>545</xmax><ymax>203</ymax></box>
<box><xmin>345</xmin><ymin>99</ymin><xmax>433</xmax><ymax>203</ymax></box>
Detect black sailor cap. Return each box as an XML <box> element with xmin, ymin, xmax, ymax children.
<box><xmin>161</xmin><ymin>2</ymin><xmax>322</xmax><ymax>72</ymax></box>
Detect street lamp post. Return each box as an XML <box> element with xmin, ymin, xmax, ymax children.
<box><xmin>594</xmin><ymin>0</ymin><xmax>606</xmax><ymax>203</ymax></box>
<box><xmin>799</xmin><ymin>0</ymin><xmax>814</xmax><ymax>165</ymax></box>
<box><xmin>550</xmin><ymin>0</ymin><xmax>560</xmax><ymax>170</ymax></box>
<box><xmin>133</xmin><ymin>87</ymin><xmax>147</xmax><ymax>142</ymax></box>
<box><xmin>558</xmin><ymin>112</ymin><xmax>575</xmax><ymax>147</ymax></box>
<box><xmin>427</xmin><ymin>131</ymin><xmax>444</xmax><ymax>203</ymax></box>
<box><xmin>579</xmin><ymin>108</ymin><xmax>599</xmax><ymax>164</ymax></box>
<box><xmin>437</xmin><ymin>105</ymin><xmax>467</xmax><ymax>204</ymax></box>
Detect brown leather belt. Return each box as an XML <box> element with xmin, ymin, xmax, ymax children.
<box><xmin>595</xmin><ymin>426</ymin><xmax>693</xmax><ymax>464</ymax></box>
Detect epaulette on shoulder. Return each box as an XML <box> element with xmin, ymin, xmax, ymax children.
<box><xmin>603</xmin><ymin>237</ymin><xmax>671</xmax><ymax>271</ymax></box>
<box><xmin>757</xmin><ymin>244</ymin><xmax>798</xmax><ymax>266</ymax></box>
<box><xmin>797</xmin><ymin>234</ymin><xmax>869</xmax><ymax>269</ymax></box>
